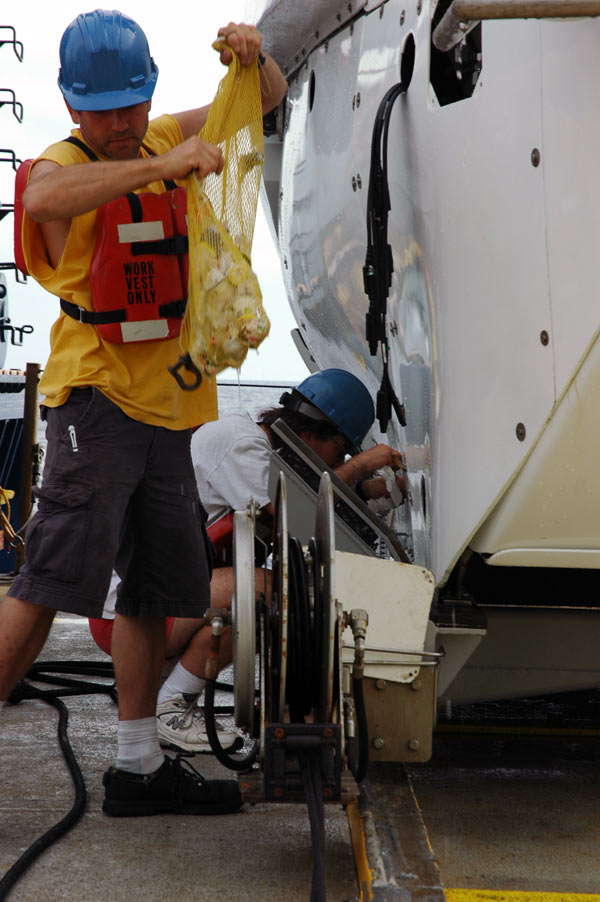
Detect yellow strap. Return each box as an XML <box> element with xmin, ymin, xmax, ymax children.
<box><xmin>0</xmin><ymin>485</ymin><xmax>21</xmax><ymax>548</ymax></box>
<box><xmin>446</xmin><ymin>891</ymin><xmax>600</xmax><ymax>902</ymax></box>
<box><xmin>346</xmin><ymin>800</ymin><xmax>374</xmax><ymax>901</ymax></box>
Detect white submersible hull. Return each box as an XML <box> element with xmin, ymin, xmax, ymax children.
<box><xmin>250</xmin><ymin>0</ymin><xmax>600</xmax><ymax>703</ymax></box>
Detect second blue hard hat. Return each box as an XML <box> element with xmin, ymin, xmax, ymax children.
<box><xmin>58</xmin><ymin>10</ymin><xmax>158</xmax><ymax>111</ymax></box>
<box><xmin>282</xmin><ymin>368</ymin><xmax>375</xmax><ymax>453</ymax></box>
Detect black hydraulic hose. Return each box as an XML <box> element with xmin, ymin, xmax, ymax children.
<box><xmin>1</xmin><ymin>661</ymin><xmax>119</xmax><ymax>896</ymax></box>
<box><xmin>27</xmin><ymin>659</ymin><xmax>115</xmax><ymax>677</ymax></box>
<box><xmin>1</xmin><ymin>660</ymin><xmax>242</xmax><ymax>897</ymax></box>
<box><xmin>203</xmin><ymin>677</ymin><xmax>258</xmax><ymax>771</ymax></box>
<box><xmin>299</xmin><ymin>750</ymin><xmax>326</xmax><ymax>902</ymax></box>
<box><xmin>288</xmin><ymin>536</ymin><xmax>314</xmax><ymax>719</ymax></box>
<box><xmin>363</xmin><ymin>80</ymin><xmax>410</xmax><ymax>431</ymax></box>
<box><xmin>268</xmin><ymin>532</ymin><xmax>342</xmax><ymax>900</ymax></box>
<box><xmin>287</xmin><ymin>535</ymin><xmax>341</xmax><ymax>900</ymax></box>
<box><xmin>351</xmin><ymin>676</ymin><xmax>369</xmax><ymax>784</ymax></box>
<box><xmin>16</xmin><ymin>660</ymin><xmax>118</xmax><ymax>703</ymax></box>
<box><xmin>347</xmin><ymin>736</ymin><xmax>357</xmax><ymax>777</ymax></box>
<box><xmin>364</xmin><ymin>81</ymin><xmax>407</xmax><ymax>342</ymax></box>
<box><xmin>0</xmin><ymin>694</ymin><xmax>86</xmax><ymax>900</ymax></box>
<box><xmin>29</xmin><ymin>660</ymin><xmax>234</xmax><ymax>701</ymax></box>
<box><xmin>19</xmin><ymin>675</ymin><xmax>117</xmax><ymax>701</ymax></box>
<box><xmin>287</xmin><ymin>537</ymin><xmax>302</xmax><ymax>713</ymax></box>
<box><xmin>308</xmin><ymin>537</ymin><xmax>322</xmax><ymax>705</ymax></box>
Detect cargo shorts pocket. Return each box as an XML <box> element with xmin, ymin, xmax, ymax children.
<box><xmin>25</xmin><ymin>481</ymin><xmax>95</xmax><ymax>583</ymax></box>
<box><xmin>44</xmin><ymin>388</ymin><xmax>96</xmax><ymax>447</ymax></box>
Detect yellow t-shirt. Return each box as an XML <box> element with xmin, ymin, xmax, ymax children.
<box><xmin>22</xmin><ymin>114</ymin><xmax>217</xmax><ymax>430</ymax></box>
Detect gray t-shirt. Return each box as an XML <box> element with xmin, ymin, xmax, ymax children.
<box><xmin>191</xmin><ymin>413</ymin><xmax>272</xmax><ymax>525</ymax></box>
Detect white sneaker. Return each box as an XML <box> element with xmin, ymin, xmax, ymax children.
<box><xmin>156</xmin><ymin>693</ymin><xmax>240</xmax><ymax>753</ymax></box>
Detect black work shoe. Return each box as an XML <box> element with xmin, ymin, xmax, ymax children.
<box><xmin>102</xmin><ymin>755</ymin><xmax>242</xmax><ymax>817</ymax></box>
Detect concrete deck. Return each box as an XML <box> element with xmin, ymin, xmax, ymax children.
<box><xmin>0</xmin><ymin>613</ymin><xmax>359</xmax><ymax>902</ymax></box>
<box><xmin>6</xmin><ymin>595</ymin><xmax>599</xmax><ymax>900</ymax></box>
<box><xmin>408</xmin><ymin>727</ymin><xmax>600</xmax><ymax>895</ymax></box>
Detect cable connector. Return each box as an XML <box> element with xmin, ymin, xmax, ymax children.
<box><xmin>349</xmin><ymin>608</ymin><xmax>369</xmax><ymax>680</ymax></box>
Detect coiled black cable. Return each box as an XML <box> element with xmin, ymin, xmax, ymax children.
<box><xmin>203</xmin><ymin>677</ymin><xmax>258</xmax><ymax>771</ymax></box>
<box><xmin>299</xmin><ymin>750</ymin><xmax>326</xmax><ymax>902</ymax></box>
<box><xmin>2</xmin><ymin>661</ymin><xmax>237</xmax><ymax>897</ymax></box>
<box><xmin>287</xmin><ymin>536</ymin><xmax>314</xmax><ymax>720</ymax></box>
<box><xmin>0</xmin><ymin>690</ymin><xmax>87</xmax><ymax>899</ymax></box>
<box><xmin>286</xmin><ymin>534</ymin><xmax>331</xmax><ymax>902</ymax></box>
<box><xmin>308</xmin><ymin>537</ymin><xmax>322</xmax><ymax>706</ymax></box>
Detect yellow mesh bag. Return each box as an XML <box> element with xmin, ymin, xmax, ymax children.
<box><xmin>172</xmin><ymin>41</ymin><xmax>269</xmax><ymax>389</ymax></box>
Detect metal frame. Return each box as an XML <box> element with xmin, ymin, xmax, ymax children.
<box><xmin>273</xmin><ymin>473</ymin><xmax>289</xmax><ymax>723</ymax></box>
<box><xmin>433</xmin><ymin>0</ymin><xmax>600</xmax><ymax>51</ymax></box>
<box><xmin>269</xmin><ymin>419</ymin><xmax>410</xmax><ymax>562</ymax></box>
<box><xmin>314</xmin><ymin>472</ymin><xmax>338</xmax><ymax>723</ymax></box>
<box><xmin>0</xmin><ymin>92</ymin><xmax>23</xmax><ymax>124</ymax></box>
<box><xmin>0</xmin><ymin>27</ymin><xmax>23</xmax><ymax>62</ymax></box>
<box><xmin>232</xmin><ymin>508</ymin><xmax>257</xmax><ymax>732</ymax></box>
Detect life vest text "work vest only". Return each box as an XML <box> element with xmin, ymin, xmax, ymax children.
<box><xmin>87</xmin><ymin>188</ymin><xmax>189</xmax><ymax>344</ymax></box>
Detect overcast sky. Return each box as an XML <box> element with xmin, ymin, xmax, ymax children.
<box><xmin>0</xmin><ymin>2</ymin><xmax>308</xmax><ymax>381</ymax></box>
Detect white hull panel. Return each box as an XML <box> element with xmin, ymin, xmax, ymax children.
<box><xmin>257</xmin><ymin>2</ymin><xmax>600</xmax><ymax>584</ymax></box>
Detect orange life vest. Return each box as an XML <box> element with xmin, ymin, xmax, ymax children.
<box><xmin>14</xmin><ymin>136</ymin><xmax>189</xmax><ymax>344</ymax></box>
<box><xmin>86</xmin><ymin>187</ymin><xmax>188</xmax><ymax>343</ymax></box>
<box><xmin>13</xmin><ymin>157</ymin><xmax>32</xmax><ymax>277</ymax></box>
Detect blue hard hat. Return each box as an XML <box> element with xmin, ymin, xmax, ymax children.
<box><xmin>282</xmin><ymin>369</ymin><xmax>375</xmax><ymax>453</ymax></box>
<box><xmin>58</xmin><ymin>10</ymin><xmax>159</xmax><ymax>111</ymax></box>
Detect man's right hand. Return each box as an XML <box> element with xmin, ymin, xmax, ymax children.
<box><xmin>335</xmin><ymin>442</ymin><xmax>406</xmax><ymax>498</ymax></box>
<box><xmin>159</xmin><ymin>135</ymin><xmax>224</xmax><ymax>181</ymax></box>
<box><xmin>352</xmin><ymin>443</ymin><xmax>405</xmax><ymax>476</ymax></box>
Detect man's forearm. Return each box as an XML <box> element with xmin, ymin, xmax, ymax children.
<box><xmin>23</xmin><ymin>156</ymin><xmax>164</xmax><ymax>222</ymax></box>
<box><xmin>24</xmin><ymin>134</ymin><xmax>224</xmax><ymax>223</ymax></box>
<box><xmin>259</xmin><ymin>52</ymin><xmax>288</xmax><ymax>115</ymax></box>
<box><xmin>335</xmin><ymin>444</ymin><xmax>406</xmax><ymax>487</ymax></box>
<box><xmin>334</xmin><ymin>456</ymin><xmax>364</xmax><ymax>487</ymax></box>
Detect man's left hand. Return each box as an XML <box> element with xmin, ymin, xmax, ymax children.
<box><xmin>217</xmin><ymin>22</ymin><xmax>262</xmax><ymax>66</ymax></box>
<box><xmin>360</xmin><ymin>471</ymin><xmax>407</xmax><ymax>505</ymax></box>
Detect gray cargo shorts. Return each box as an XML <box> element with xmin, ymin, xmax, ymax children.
<box><xmin>10</xmin><ymin>387</ymin><xmax>213</xmax><ymax>619</ymax></box>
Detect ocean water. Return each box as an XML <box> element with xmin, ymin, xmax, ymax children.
<box><xmin>34</xmin><ymin>379</ymin><xmax>294</xmax><ymax>450</ymax></box>
<box><xmin>216</xmin><ymin>379</ymin><xmax>294</xmax><ymax>418</ymax></box>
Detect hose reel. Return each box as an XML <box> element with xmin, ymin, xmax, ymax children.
<box><xmin>207</xmin><ymin>470</ymin><xmax>368</xmax><ymax>802</ymax></box>
<box><xmin>202</xmin><ymin>470</ymin><xmax>373</xmax><ymax>902</ymax></box>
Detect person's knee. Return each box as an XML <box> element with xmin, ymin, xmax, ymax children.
<box><xmin>0</xmin><ymin>594</ymin><xmax>56</xmax><ymax>627</ymax></box>
<box><xmin>209</xmin><ymin>567</ymin><xmax>234</xmax><ymax>607</ymax></box>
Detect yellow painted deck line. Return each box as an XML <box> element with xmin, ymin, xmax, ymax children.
<box><xmin>446</xmin><ymin>890</ymin><xmax>600</xmax><ymax>901</ymax></box>
<box><xmin>346</xmin><ymin>799</ymin><xmax>373</xmax><ymax>902</ymax></box>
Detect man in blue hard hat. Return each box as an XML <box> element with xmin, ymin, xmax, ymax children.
<box><xmin>179</xmin><ymin>369</ymin><xmax>406</xmax><ymax>732</ymax></box>
<box><xmin>194</xmin><ymin>368</ymin><xmax>406</xmax><ymax>529</ymax></box>
<box><xmin>0</xmin><ymin>10</ymin><xmax>287</xmax><ymax>817</ymax></box>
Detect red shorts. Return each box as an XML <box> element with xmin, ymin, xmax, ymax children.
<box><xmin>88</xmin><ymin>615</ymin><xmax>175</xmax><ymax>656</ymax></box>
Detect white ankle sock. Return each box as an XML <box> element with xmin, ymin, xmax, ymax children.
<box><xmin>157</xmin><ymin>662</ymin><xmax>205</xmax><ymax>705</ymax></box>
<box><xmin>116</xmin><ymin>717</ymin><xmax>164</xmax><ymax>774</ymax></box>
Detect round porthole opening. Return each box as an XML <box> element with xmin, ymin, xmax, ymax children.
<box><xmin>400</xmin><ymin>33</ymin><xmax>415</xmax><ymax>88</ymax></box>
